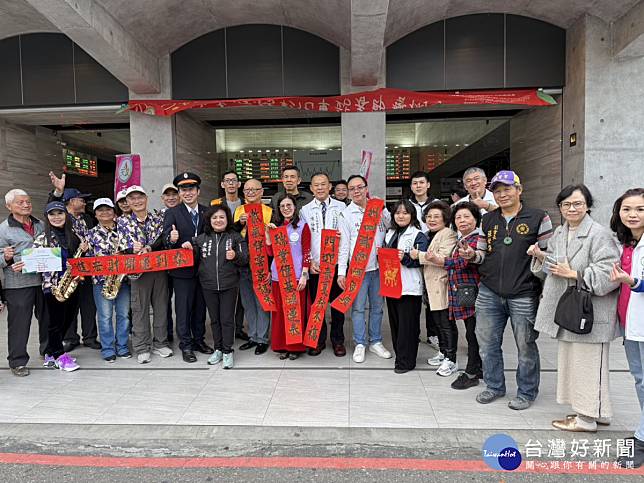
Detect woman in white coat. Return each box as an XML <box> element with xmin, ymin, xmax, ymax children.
<box><xmin>610</xmin><ymin>187</ymin><xmax>644</xmax><ymax>468</ymax></box>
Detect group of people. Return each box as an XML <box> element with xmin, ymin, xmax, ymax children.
<box><xmin>1</xmin><ymin>163</ymin><xmax>643</xmax><ymax>467</ymax></box>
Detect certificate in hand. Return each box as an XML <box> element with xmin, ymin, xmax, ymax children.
<box><xmin>21</xmin><ymin>247</ymin><xmax>63</xmax><ymax>273</ymax></box>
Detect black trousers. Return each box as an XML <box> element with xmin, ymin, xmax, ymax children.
<box><xmin>64</xmin><ymin>279</ymin><xmax>97</xmax><ymax>344</ymax></box>
<box><xmin>5</xmin><ymin>286</ymin><xmax>48</xmax><ymax>367</ymax></box>
<box><xmin>203</xmin><ymin>287</ymin><xmax>237</xmax><ymax>353</ymax></box>
<box><xmin>463</xmin><ymin>315</ymin><xmax>482</xmax><ymax>376</ymax></box>
<box><xmin>387</xmin><ymin>295</ymin><xmax>422</xmax><ymax>371</ymax></box>
<box><xmin>308</xmin><ymin>270</ymin><xmax>345</xmax><ymax>347</ymax></box>
<box><xmin>430</xmin><ymin>309</ymin><xmax>457</xmax><ymax>362</ymax></box>
<box><xmin>167</xmin><ymin>276</ymin><xmax>174</xmax><ymax>339</ymax></box>
<box><xmin>45</xmin><ymin>291</ymin><xmax>79</xmax><ymax>359</ymax></box>
<box><xmin>234</xmin><ymin>290</ymin><xmax>245</xmax><ymax>333</ymax></box>
<box><xmin>172</xmin><ymin>276</ymin><xmax>207</xmax><ymax>352</ymax></box>
<box><xmin>423</xmin><ymin>285</ymin><xmax>439</xmax><ymax>339</ymax></box>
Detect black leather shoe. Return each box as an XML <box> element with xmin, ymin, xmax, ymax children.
<box><xmin>63</xmin><ymin>340</ymin><xmax>79</xmax><ymax>353</ymax></box>
<box><xmin>83</xmin><ymin>340</ymin><xmax>102</xmax><ymax>350</ymax></box>
<box><xmin>254</xmin><ymin>343</ymin><xmax>268</xmax><ymax>355</ymax></box>
<box><xmin>11</xmin><ymin>366</ymin><xmax>29</xmax><ymax>377</ymax></box>
<box><xmin>235</xmin><ymin>330</ymin><xmax>250</xmax><ymax>341</ymax></box>
<box><xmin>194</xmin><ymin>341</ymin><xmax>214</xmax><ymax>354</ymax></box>
<box><xmin>307</xmin><ymin>343</ymin><xmax>326</xmax><ymax>356</ymax></box>
<box><xmin>239</xmin><ymin>341</ymin><xmax>258</xmax><ymax>351</ymax></box>
<box><xmin>182</xmin><ymin>350</ymin><xmax>197</xmax><ymax>363</ymax></box>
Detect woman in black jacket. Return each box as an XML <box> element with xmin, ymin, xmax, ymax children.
<box><xmin>193</xmin><ymin>204</ymin><xmax>248</xmax><ymax>369</ymax></box>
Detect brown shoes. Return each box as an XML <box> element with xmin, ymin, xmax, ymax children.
<box><xmin>552</xmin><ymin>415</ymin><xmax>597</xmax><ymax>432</ymax></box>
<box><xmin>332</xmin><ymin>343</ymin><xmax>346</xmax><ymax>357</ymax></box>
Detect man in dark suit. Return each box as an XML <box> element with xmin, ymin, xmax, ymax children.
<box><xmin>163</xmin><ymin>172</ymin><xmax>214</xmax><ymax>363</ymax></box>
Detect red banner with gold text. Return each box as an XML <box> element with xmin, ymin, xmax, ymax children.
<box><xmin>331</xmin><ymin>198</ymin><xmax>385</xmax><ymax>313</ymax></box>
<box><xmin>246</xmin><ymin>204</ymin><xmax>277</xmax><ymax>312</ymax></box>
<box><xmin>69</xmin><ymin>249</ymin><xmax>193</xmax><ymax>276</ymax></box>
<box><xmin>270</xmin><ymin>225</ymin><xmax>303</xmax><ymax>345</ymax></box>
<box><xmin>378</xmin><ymin>248</ymin><xmax>403</xmax><ymax>298</ymax></box>
<box><xmin>303</xmin><ymin>229</ymin><xmax>340</xmax><ymax>348</ymax></box>
<box><xmin>124</xmin><ymin>88</ymin><xmax>556</xmax><ymax>117</ymax></box>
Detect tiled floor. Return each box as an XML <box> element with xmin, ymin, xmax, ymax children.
<box><xmin>0</xmin><ymin>312</ymin><xmax>639</xmax><ymax>431</ymax></box>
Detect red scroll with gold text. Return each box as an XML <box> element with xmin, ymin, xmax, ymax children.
<box><xmin>270</xmin><ymin>226</ymin><xmax>303</xmax><ymax>345</ymax></box>
<box><xmin>377</xmin><ymin>248</ymin><xmax>403</xmax><ymax>298</ymax></box>
<box><xmin>303</xmin><ymin>229</ymin><xmax>340</xmax><ymax>348</ymax></box>
<box><xmin>69</xmin><ymin>248</ymin><xmax>193</xmax><ymax>276</ymax></box>
<box><xmin>331</xmin><ymin>198</ymin><xmax>385</xmax><ymax>313</ymax></box>
<box><xmin>246</xmin><ymin>204</ymin><xmax>276</xmax><ymax>311</ymax></box>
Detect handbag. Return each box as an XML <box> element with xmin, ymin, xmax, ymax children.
<box><xmin>455</xmin><ymin>283</ymin><xmax>478</xmax><ymax>307</ymax></box>
<box><xmin>554</xmin><ymin>272</ymin><xmax>594</xmax><ymax>334</ymax></box>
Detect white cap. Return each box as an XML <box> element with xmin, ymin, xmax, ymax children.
<box><xmin>125</xmin><ymin>185</ymin><xmax>147</xmax><ymax>197</ymax></box>
<box><xmin>116</xmin><ymin>189</ymin><xmax>128</xmax><ymax>202</ymax></box>
<box><xmin>162</xmin><ymin>183</ymin><xmax>178</xmax><ymax>194</ymax></box>
<box><xmin>93</xmin><ymin>198</ymin><xmax>115</xmax><ymax>211</ymax></box>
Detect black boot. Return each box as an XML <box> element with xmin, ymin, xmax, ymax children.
<box><xmin>617</xmin><ymin>437</ymin><xmax>644</xmax><ymax>469</ymax></box>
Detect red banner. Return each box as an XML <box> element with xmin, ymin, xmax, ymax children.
<box><xmin>124</xmin><ymin>88</ymin><xmax>556</xmax><ymax>117</ymax></box>
<box><xmin>69</xmin><ymin>248</ymin><xmax>193</xmax><ymax>276</ymax></box>
<box><xmin>246</xmin><ymin>204</ymin><xmax>277</xmax><ymax>312</ymax></box>
<box><xmin>331</xmin><ymin>198</ymin><xmax>385</xmax><ymax>313</ymax></box>
<box><xmin>270</xmin><ymin>226</ymin><xmax>303</xmax><ymax>345</ymax></box>
<box><xmin>304</xmin><ymin>229</ymin><xmax>340</xmax><ymax>348</ymax></box>
<box><xmin>378</xmin><ymin>248</ymin><xmax>403</xmax><ymax>298</ymax></box>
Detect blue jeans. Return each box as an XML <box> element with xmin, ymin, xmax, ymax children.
<box><xmin>351</xmin><ymin>269</ymin><xmax>384</xmax><ymax>346</ymax></box>
<box><xmin>475</xmin><ymin>283</ymin><xmax>540</xmax><ymax>400</ymax></box>
<box><xmin>93</xmin><ymin>283</ymin><xmax>131</xmax><ymax>358</ymax></box>
<box><xmin>239</xmin><ymin>271</ymin><xmax>270</xmax><ymax>344</ymax></box>
<box><xmin>624</xmin><ymin>338</ymin><xmax>644</xmax><ymax>440</ymax></box>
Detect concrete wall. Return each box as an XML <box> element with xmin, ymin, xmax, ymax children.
<box><xmin>564</xmin><ymin>15</ymin><xmax>644</xmax><ymax>224</ymax></box>
<box><xmin>176</xmin><ymin>113</ymin><xmax>219</xmax><ymax>205</ymax></box>
<box><xmin>510</xmin><ymin>102</ymin><xmax>563</xmax><ymax>225</ymax></box>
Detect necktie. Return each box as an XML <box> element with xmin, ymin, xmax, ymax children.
<box><xmin>321</xmin><ymin>200</ymin><xmax>327</xmax><ymax>226</ymax></box>
<box><xmin>191</xmin><ymin>210</ymin><xmax>199</xmax><ymax>232</ymax></box>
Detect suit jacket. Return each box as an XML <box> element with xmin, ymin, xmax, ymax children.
<box><xmin>163</xmin><ymin>202</ymin><xmax>208</xmax><ymax>278</ymax></box>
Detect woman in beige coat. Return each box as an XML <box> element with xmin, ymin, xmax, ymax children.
<box><xmin>411</xmin><ymin>201</ymin><xmax>457</xmax><ymax>376</ymax></box>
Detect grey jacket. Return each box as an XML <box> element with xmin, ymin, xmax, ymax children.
<box><xmin>0</xmin><ymin>215</ymin><xmax>44</xmax><ymax>289</ymax></box>
<box><xmin>532</xmin><ymin>214</ymin><xmax>620</xmax><ymax>343</ymax></box>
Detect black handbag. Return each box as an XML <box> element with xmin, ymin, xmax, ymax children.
<box><xmin>554</xmin><ymin>272</ymin><xmax>594</xmax><ymax>334</ymax></box>
<box><xmin>456</xmin><ymin>284</ymin><xmax>478</xmax><ymax>307</ymax></box>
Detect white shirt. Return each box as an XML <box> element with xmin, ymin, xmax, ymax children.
<box><xmin>410</xmin><ymin>196</ymin><xmax>436</xmax><ymax>232</ymax></box>
<box><xmin>337</xmin><ymin>201</ymin><xmax>391</xmax><ymax>276</ymax></box>
<box><xmin>300</xmin><ymin>196</ymin><xmax>346</xmax><ymax>264</ymax></box>
<box><xmin>456</xmin><ymin>189</ymin><xmax>496</xmax><ymax>215</ymax></box>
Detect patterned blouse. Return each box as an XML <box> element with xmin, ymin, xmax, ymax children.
<box><xmin>443</xmin><ymin>230</ymin><xmax>480</xmax><ymax>321</ymax></box>
<box><xmin>116</xmin><ymin>211</ymin><xmax>164</xmax><ymax>252</ymax></box>
<box><xmin>87</xmin><ymin>223</ymin><xmax>127</xmax><ymax>284</ymax></box>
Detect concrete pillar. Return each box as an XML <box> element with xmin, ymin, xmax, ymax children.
<box><xmin>129</xmin><ymin>55</ymin><xmax>175</xmax><ymax>211</ymax></box>
<box><xmin>340</xmin><ymin>47</ymin><xmax>387</xmax><ymax>199</ymax></box>
<box><xmin>564</xmin><ymin>15</ymin><xmax>644</xmax><ymax>224</ymax></box>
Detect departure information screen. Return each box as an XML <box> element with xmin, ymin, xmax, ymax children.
<box><xmin>63</xmin><ymin>148</ymin><xmax>98</xmax><ymax>177</ymax></box>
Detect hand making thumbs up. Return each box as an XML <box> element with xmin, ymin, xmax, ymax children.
<box><xmin>170</xmin><ymin>224</ymin><xmax>179</xmax><ymax>243</ymax></box>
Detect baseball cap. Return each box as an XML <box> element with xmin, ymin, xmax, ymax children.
<box><xmin>45</xmin><ymin>201</ymin><xmax>66</xmax><ymax>214</ymax></box>
<box><xmin>162</xmin><ymin>183</ymin><xmax>178</xmax><ymax>194</ymax></box>
<box><xmin>93</xmin><ymin>198</ymin><xmax>115</xmax><ymax>211</ymax></box>
<box><xmin>125</xmin><ymin>185</ymin><xmax>147</xmax><ymax>197</ymax></box>
<box><xmin>489</xmin><ymin>170</ymin><xmax>521</xmax><ymax>190</ymax></box>
<box><xmin>63</xmin><ymin>188</ymin><xmax>91</xmax><ymax>202</ymax></box>
<box><xmin>116</xmin><ymin>189</ymin><xmax>128</xmax><ymax>202</ymax></box>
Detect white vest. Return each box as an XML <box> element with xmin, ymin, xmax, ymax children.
<box><xmin>384</xmin><ymin>226</ymin><xmax>424</xmax><ymax>296</ymax></box>
<box><xmin>626</xmin><ymin>237</ymin><xmax>644</xmax><ymax>342</ymax></box>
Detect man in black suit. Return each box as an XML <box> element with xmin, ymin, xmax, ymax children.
<box><xmin>163</xmin><ymin>172</ymin><xmax>214</xmax><ymax>363</ymax></box>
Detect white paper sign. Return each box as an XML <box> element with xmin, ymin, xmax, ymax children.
<box><xmin>21</xmin><ymin>247</ymin><xmax>62</xmax><ymax>273</ymax></box>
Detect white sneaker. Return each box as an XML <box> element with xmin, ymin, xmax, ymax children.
<box><xmin>427</xmin><ymin>336</ymin><xmax>440</xmax><ymax>351</ymax></box>
<box><xmin>369</xmin><ymin>342</ymin><xmax>392</xmax><ymax>359</ymax></box>
<box><xmin>222</xmin><ymin>352</ymin><xmax>234</xmax><ymax>369</ymax></box>
<box><xmin>427</xmin><ymin>352</ymin><xmax>445</xmax><ymax>367</ymax></box>
<box><xmin>137</xmin><ymin>352</ymin><xmax>151</xmax><ymax>364</ymax></box>
<box><xmin>152</xmin><ymin>347</ymin><xmax>173</xmax><ymax>358</ymax></box>
<box><xmin>436</xmin><ymin>359</ymin><xmax>458</xmax><ymax>377</ymax></box>
<box><xmin>353</xmin><ymin>344</ymin><xmax>366</xmax><ymax>363</ymax></box>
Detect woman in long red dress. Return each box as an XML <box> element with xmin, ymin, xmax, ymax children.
<box><xmin>266</xmin><ymin>194</ymin><xmax>311</xmax><ymax>360</ymax></box>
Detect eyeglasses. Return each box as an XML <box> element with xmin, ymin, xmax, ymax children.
<box><xmin>559</xmin><ymin>201</ymin><xmax>586</xmax><ymax>210</ymax></box>
<box><xmin>222</xmin><ymin>178</ymin><xmax>238</xmax><ymax>184</ymax></box>
<box><xmin>348</xmin><ymin>185</ymin><xmax>367</xmax><ymax>193</ymax></box>
<box><xmin>243</xmin><ymin>188</ymin><xmax>262</xmax><ymax>194</ymax></box>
